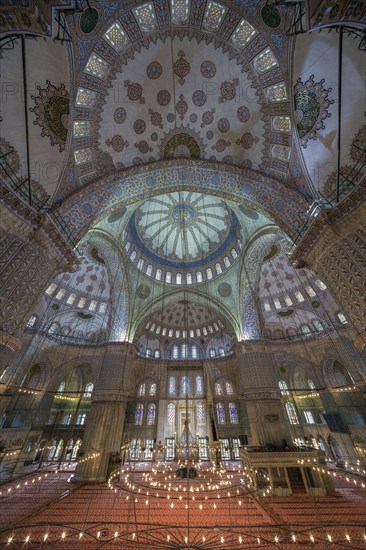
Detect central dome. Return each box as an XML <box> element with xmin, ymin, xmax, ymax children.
<box><xmin>124</xmin><ymin>191</ymin><xmax>242</xmax><ymax>283</ymax></box>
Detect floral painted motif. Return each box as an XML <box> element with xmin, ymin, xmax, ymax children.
<box><xmin>105</xmin><ymin>135</ymin><xmax>129</xmax><ymax>152</ymax></box>
<box><xmin>29</xmin><ymin>80</ymin><xmax>69</xmax><ymax>151</ymax></box>
<box><xmin>218</xmin><ymin>118</ymin><xmax>230</xmax><ymax>133</ymax></box>
<box><xmin>157</xmin><ymin>89</ymin><xmax>171</xmax><ymax>106</ymax></box>
<box><xmin>133</xmin><ymin>119</ymin><xmax>146</xmax><ymax>134</ymax></box>
<box><xmin>146</xmin><ymin>61</ymin><xmax>163</xmax><ymax>79</ymax></box>
<box><xmin>176</xmin><ymin>94</ymin><xmax>188</xmax><ymax>120</ymax></box>
<box><xmin>294</xmin><ymin>75</ymin><xmax>334</xmax><ymax>147</ymax></box>
<box><xmin>134</xmin><ymin>140</ymin><xmax>153</xmax><ymax>154</ymax></box>
<box><xmin>219</xmin><ymin>79</ymin><xmax>239</xmax><ymax>103</ymax></box>
<box><xmin>236</xmin><ymin>133</ymin><xmax>259</xmax><ymax>149</ymax></box>
<box><xmin>113</xmin><ymin>107</ymin><xmax>126</xmax><ymax>124</ymax></box>
<box><xmin>192</xmin><ymin>90</ymin><xmax>207</xmax><ymax>107</ymax></box>
<box><xmin>212</xmin><ymin>139</ymin><xmax>231</xmax><ymax>152</ymax></box>
<box><xmin>148</xmin><ymin>108</ymin><xmax>163</xmax><ymax>129</ymax></box>
<box><xmin>237</xmin><ymin>105</ymin><xmax>250</xmax><ymax>123</ymax></box>
<box><xmin>201</xmin><ymin>108</ymin><xmax>215</xmax><ymax>128</ymax></box>
<box><xmin>200</xmin><ymin>60</ymin><xmax>216</xmax><ymax>79</ymax></box>
<box><xmin>173</xmin><ymin>50</ymin><xmax>190</xmax><ymax>85</ymax></box>
<box><xmin>124</xmin><ymin>80</ymin><xmax>145</xmax><ymax>103</ymax></box>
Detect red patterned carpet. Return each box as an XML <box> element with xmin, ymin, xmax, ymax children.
<box><xmin>0</xmin><ymin>462</ymin><xmax>365</xmax><ymax>549</ymax></box>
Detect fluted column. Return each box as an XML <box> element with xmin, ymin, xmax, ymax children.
<box><xmin>235</xmin><ymin>342</ymin><xmax>291</xmax><ymax>446</ymax></box>
<box><xmin>74</xmin><ymin>342</ymin><xmax>136</xmax><ymax>482</ymax></box>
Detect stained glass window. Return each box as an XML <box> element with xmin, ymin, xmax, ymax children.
<box><xmin>89</xmin><ymin>300</ymin><xmax>97</xmax><ymax>311</ymax></box>
<box><xmin>295</xmin><ymin>291</ymin><xmax>304</xmax><ymax>302</ymax></box>
<box><xmin>85</xmin><ymin>52</ymin><xmax>109</xmax><ymax>79</ymax></box>
<box><xmin>181</xmin><ymin>376</ymin><xmax>190</xmax><ymax>395</ymax></box>
<box><xmin>171</xmin><ymin>0</ymin><xmax>189</xmax><ymax>25</ymax></box>
<box><xmin>66</xmin><ymin>293</ymin><xmax>76</xmax><ymax>305</ymax></box>
<box><xmin>26</xmin><ymin>315</ymin><xmax>37</xmax><ymax>327</ymax></box>
<box><xmin>130</xmin><ymin>438</ymin><xmax>140</xmax><ymax>460</ymax></box>
<box><xmin>215</xmin><ymin>382</ymin><xmax>223</xmax><ymax>395</ymax></box>
<box><xmin>229</xmin><ymin>403</ymin><xmax>239</xmax><ymax>424</ymax></box>
<box><xmin>138</xmin><ymin>383</ymin><xmax>146</xmax><ymax>396</ymax></box>
<box><xmin>231</xmin><ymin>18</ymin><xmax>256</xmax><ymax>48</ymax></box>
<box><xmin>191</xmin><ymin>345</ymin><xmax>198</xmax><ymax>359</ymax></box>
<box><xmin>149</xmin><ymin>383</ymin><xmax>157</xmax><ymax>396</ymax></box>
<box><xmin>215</xmin><ymin>262</ymin><xmax>222</xmax><ymax>274</ymax></box>
<box><xmin>337</xmin><ymin>312</ymin><xmax>347</xmax><ymax>324</ymax></box>
<box><xmin>278</xmin><ymin>380</ymin><xmax>289</xmax><ymax>395</ymax></box>
<box><xmin>266</xmin><ymin>83</ymin><xmax>287</xmax><ymax>102</ymax></box>
<box><xmin>203</xmin><ymin>1</ymin><xmax>226</xmax><ymax>30</ymax></box>
<box><xmin>181</xmin><ymin>343</ymin><xmax>187</xmax><ymax>358</ymax></box>
<box><xmin>73</xmin><ymin>121</ymin><xmax>92</xmax><ymax>138</ymax></box>
<box><xmin>306</xmin><ymin>285</ymin><xmax>316</xmax><ymax>297</ymax></box>
<box><xmin>196</xmin><ymin>376</ymin><xmax>203</xmax><ymax>395</ymax></box>
<box><xmin>133</xmin><ymin>2</ymin><xmax>158</xmax><ymax>32</ymax></box>
<box><xmin>304</xmin><ymin>410</ymin><xmax>315</xmax><ymax>424</ymax></box>
<box><xmin>74</xmin><ymin>148</ymin><xmax>92</xmax><ymax>165</ymax></box>
<box><xmin>313</xmin><ymin>319</ymin><xmax>324</xmax><ymax>331</ymax></box>
<box><xmin>285</xmin><ymin>295</ymin><xmax>293</xmax><ymax>306</ymax></box>
<box><xmin>197</xmin><ymin>402</ymin><xmax>205</xmax><ymax>423</ymax></box>
<box><xmin>169</xmin><ymin>376</ymin><xmax>175</xmax><ymax>396</ymax></box>
<box><xmin>135</xmin><ymin>403</ymin><xmax>144</xmax><ymax>425</ymax></box>
<box><xmin>285</xmin><ymin>402</ymin><xmax>299</xmax><ymax>425</ymax></box>
<box><xmin>147</xmin><ymin>403</ymin><xmax>156</xmax><ymax>425</ymax></box>
<box><xmin>56</xmin><ymin>289</ymin><xmax>65</xmax><ymax>300</ymax></box>
<box><xmin>315</xmin><ymin>279</ymin><xmax>326</xmax><ymax>290</ymax></box>
<box><xmin>168</xmin><ymin>402</ymin><xmax>175</xmax><ymax>423</ymax></box>
<box><xmin>76</xmin><ymin>87</ymin><xmax>97</xmax><ymax>107</ymax></box>
<box><xmin>301</xmin><ymin>325</ymin><xmax>311</xmax><ymax>336</ymax></box>
<box><xmin>226</xmin><ymin>382</ymin><xmax>234</xmax><ymax>395</ymax></box>
<box><xmin>271</xmin><ymin>116</ymin><xmax>291</xmax><ymax>133</ymax></box>
<box><xmin>272</xmin><ymin>144</ymin><xmax>291</xmax><ymax>162</ymax></box>
<box><xmin>83</xmin><ymin>383</ymin><xmax>94</xmax><ymax>397</ymax></box>
<box><xmin>218</xmin><ymin>347</ymin><xmax>225</xmax><ymax>356</ymax></box>
<box><xmin>274</xmin><ymin>298</ymin><xmax>281</xmax><ymax>309</ymax></box>
<box><xmin>253</xmin><ymin>47</ymin><xmax>278</xmax><ymax>73</ymax></box>
<box><xmin>146</xmin><ymin>348</ymin><xmax>152</xmax><ymax>357</ymax></box>
<box><xmin>209</xmin><ymin>349</ymin><xmax>216</xmax><ymax>357</ymax></box>
<box><xmin>216</xmin><ymin>402</ymin><xmax>225</xmax><ymax>424</ymax></box>
<box><xmin>103</xmin><ymin>21</ymin><xmax>129</xmax><ymax>51</ymax></box>
<box><xmin>46</xmin><ymin>283</ymin><xmax>57</xmax><ymax>295</ymax></box>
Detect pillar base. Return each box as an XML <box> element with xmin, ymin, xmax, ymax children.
<box><xmin>0</xmin><ymin>331</ymin><xmax>22</xmax><ymax>352</ymax></box>
<box><xmin>354</xmin><ymin>333</ymin><xmax>366</xmax><ymax>350</ymax></box>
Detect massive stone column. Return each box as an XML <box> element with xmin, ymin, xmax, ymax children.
<box><xmin>235</xmin><ymin>342</ymin><xmax>292</xmax><ymax>447</ymax></box>
<box><xmin>74</xmin><ymin>342</ymin><xmax>135</xmax><ymax>482</ymax></box>
<box><xmin>293</xmin><ymin>202</ymin><xmax>366</xmax><ymax>349</ymax></box>
<box><xmin>0</xmin><ymin>205</ymin><xmax>76</xmax><ymax>350</ymax></box>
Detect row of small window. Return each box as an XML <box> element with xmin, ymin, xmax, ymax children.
<box><xmin>49</xmin><ymin>412</ymin><xmax>87</xmax><ymax>426</ymax></box>
<box><xmin>216</xmin><ymin>402</ymin><xmax>239</xmax><ymax>425</ymax></box>
<box><xmin>168</xmin><ymin>375</ymin><xmax>203</xmax><ymax>396</ymax></box>
<box><xmin>285</xmin><ymin>403</ymin><xmax>317</xmax><ymax>425</ymax></box>
<box><xmin>45</xmin><ymin>284</ymin><xmax>107</xmax><ymax>313</ymax></box>
<box><xmin>145</xmin><ymin>319</ymin><xmax>224</xmax><ymax>337</ymax></box>
<box><xmin>126</xmin><ymin>242</ymin><xmax>239</xmax><ymax>283</ymax></box>
<box><xmin>263</xmin><ymin>281</ymin><xmax>327</xmax><ymax>312</ymax></box>
<box><xmin>56</xmin><ymin>382</ymin><xmax>94</xmax><ymax>398</ymax></box>
<box><xmin>279</xmin><ymin>379</ymin><xmax>316</xmax><ymax>396</ymax></box>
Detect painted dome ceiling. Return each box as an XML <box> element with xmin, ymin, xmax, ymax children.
<box><xmin>123</xmin><ymin>190</ymin><xmax>243</xmax><ymax>282</ymax></box>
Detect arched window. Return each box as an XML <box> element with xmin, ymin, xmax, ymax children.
<box><xmin>224</xmin><ymin>256</ymin><xmax>230</xmax><ymax>268</ymax></box>
<box><xmin>49</xmin><ymin>322</ymin><xmax>59</xmax><ymax>335</ymax></box>
<box><xmin>26</xmin><ymin>315</ymin><xmax>37</xmax><ymax>327</ymax></box>
<box><xmin>274</xmin><ymin>298</ymin><xmax>281</xmax><ymax>309</ymax></box>
<box><xmin>146</xmin><ymin>348</ymin><xmax>152</xmax><ymax>357</ymax></box>
<box><xmin>149</xmin><ymin>383</ymin><xmax>157</xmax><ymax>396</ymax></box>
<box><xmin>176</xmin><ymin>330</ymin><xmax>180</xmax><ymax>339</ymax></box>
<box><xmin>196</xmin><ymin>328</ymin><xmax>201</xmax><ymax>337</ymax></box>
<box><xmin>156</xmin><ymin>268</ymin><xmax>162</xmax><ymax>281</ymax></box>
<box><xmin>46</xmin><ymin>283</ymin><xmax>57</xmax><ymax>295</ymax></box>
<box><xmin>284</xmin><ymin>295</ymin><xmax>292</xmax><ymax>306</ymax></box>
<box><xmin>191</xmin><ymin>345</ymin><xmax>198</xmax><ymax>359</ymax></box>
<box><xmin>154</xmin><ymin>349</ymin><xmax>160</xmax><ymax>358</ymax></box>
<box><xmin>197</xmin><ymin>402</ymin><xmax>205</xmax><ymax>424</ymax></box>
<box><xmin>315</xmin><ymin>279</ymin><xmax>326</xmax><ymax>290</ymax></box>
<box><xmin>209</xmin><ymin>348</ymin><xmax>216</xmax><ymax>358</ymax></box>
<box><xmin>169</xmin><ymin>376</ymin><xmax>175</xmax><ymax>396</ymax></box>
<box><xmin>169</xmin><ymin>329</ymin><xmax>174</xmax><ymax>337</ymax></box>
<box><xmin>216</xmin><ymin>402</ymin><xmax>225</xmax><ymax>424</ymax></box>
<box><xmin>196</xmin><ymin>376</ymin><xmax>203</xmax><ymax>395</ymax></box>
<box><xmin>166</xmin><ymin>271</ymin><xmax>172</xmax><ymax>283</ymax></box>
<box><xmin>168</xmin><ymin>402</ymin><xmax>175</xmax><ymax>423</ymax></box>
<box><xmin>285</xmin><ymin>402</ymin><xmax>299</xmax><ymax>425</ymax></box>
<box><xmin>306</xmin><ymin>285</ymin><xmax>316</xmax><ymax>297</ymax></box>
<box><xmin>206</xmin><ymin>267</ymin><xmax>213</xmax><ymax>280</ymax></box>
<box><xmin>264</xmin><ymin>301</ymin><xmax>271</xmax><ymax>311</ymax></box>
<box><xmin>146</xmin><ymin>264</ymin><xmax>153</xmax><ymax>276</ymax></box>
<box><xmin>83</xmin><ymin>383</ymin><xmax>94</xmax><ymax>398</ymax></box>
<box><xmin>56</xmin><ymin>289</ymin><xmax>65</xmax><ymax>300</ymax></box>
<box><xmin>215</xmin><ymin>262</ymin><xmax>222</xmax><ymax>274</ymax></box>
<box><xmin>278</xmin><ymin>380</ymin><xmax>289</xmax><ymax>395</ymax></box>
<box><xmin>301</xmin><ymin>325</ymin><xmax>311</xmax><ymax>336</ymax></box>
<box><xmin>138</xmin><ymin>383</ymin><xmax>146</xmax><ymax>396</ymax></box>
<box><xmin>295</xmin><ymin>291</ymin><xmax>304</xmax><ymax>302</ymax></box>
<box><xmin>181</xmin><ymin>343</ymin><xmax>187</xmax><ymax>358</ymax></box>
<box><xmin>176</xmin><ymin>273</ymin><xmax>182</xmax><ymax>284</ymax></box>
<box><xmin>333</xmin><ymin>361</ymin><xmax>355</xmax><ymax>386</ymax></box>
<box><xmin>57</xmin><ymin>381</ymin><xmax>65</xmax><ymax>394</ymax></box>
<box><xmin>147</xmin><ymin>403</ymin><xmax>156</xmax><ymax>425</ymax></box>
<box><xmin>181</xmin><ymin>376</ymin><xmax>190</xmax><ymax>395</ymax></box>
<box><xmin>78</xmin><ymin>297</ymin><xmax>86</xmax><ymax>308</ymax></box>
<box><xmin>202</xmin><ymin>327</ymin><xmax>207</xmax><ymax>336</ymax></box>
<box><xmin>231</xmin><ymin>248</ymin><xmax>238</xmax><ymax>259</ymax></box>
<box><xmin>229</xmin><ymin>403</ymin><xmax>239</xmax><ymax>424</ymax></box>
<box><xmin>225</xmin><ymin>382</ymin><xmax>234</xmax><ymax>395</ymax></box>
<box><xmin>173</xmin><ymin>345</ymin><xmax>179</xmax><ymax>359</ymax></box>
<box><xmin>186</xmin><ymin>272</ymin><xmax>192</xmax><ymax>284</ymax></box>
<box><xmin>135</xmin><ymin>404</ymin><xmax>144</xmax><ymax>425</ymax></box>
<box><xmin>137</xmin><ymin>258</ymin><xmax>144</xmax><ymax>270</ymax></box>
<box><xmin>218</xmin><ymin>347</ymin><xmax>225</xmax><ymax>356</ymax></box>
<box><xmin>196</xmin><ymin>271</ymin><xmax>202</xmax><ymax>283</ymax></box>
<box><xmin>215</xmin><ymin>382</ymin><xmax>223</xmax><ymax>396</ymax></box>
<box><xmin>130</xmin><ymin>251</ymin><xmax>137</xmax><ymax>262</ymax></box>
<box><xmin>308</xmin><ymin>379</ymin><xmax>316</xmax><ymax>391</ymax></box>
